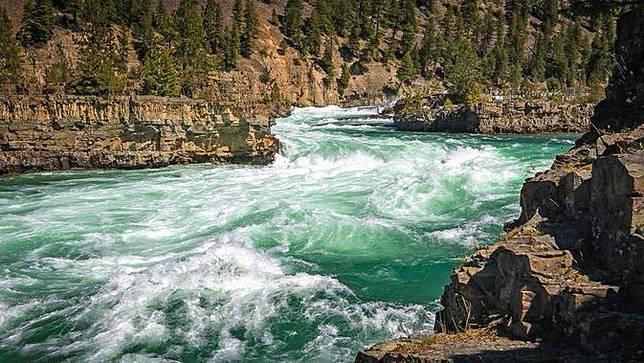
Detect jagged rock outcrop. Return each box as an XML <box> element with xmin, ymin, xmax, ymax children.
<box><xmin>0</xmin><ymin>95</ymin><xmax>278</xmax><ymax>174</ymax></box>
<box><xmin>357</xmin><ymin>5</ymin><xmax>644</xmax><ymax>362</ymax></box>
<box><xmin>394</xmin><ymin>100</ymin><xmax>594</xmax><ymax>134</ymax></box>
<box><xmin>434</xmin><ymin>130</ymin><xmax>644</xmax><ymax>357</ymax></box>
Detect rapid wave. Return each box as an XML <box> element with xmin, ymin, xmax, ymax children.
<box><xmin>0</xmin><ymin>106</ymin><xmax>575</xmax><ymax>362</ymax></box>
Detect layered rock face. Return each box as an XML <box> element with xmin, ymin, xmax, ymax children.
<box><xmin>436</xmin><ymin>129</ymin><xmax>644</xmax><ymax>355</ymax></box>
<box><xmin>394</xmin><ymin>100</ymin><xmax>593</xmax><ymax>134</ymax></box>
<box><xmin>0</xmin><ymin>95</ymin><xmax>278</xmax><ymax>174</ymax></box>
<box><xmin>431</xmin><ymin>5</ymin><xmax>644</xmax><ymax>360</ymax></box>
<box><xmin>357</xmin><ymin>5</ymin><xmax>644</xmax><ymax>362</ymax></box>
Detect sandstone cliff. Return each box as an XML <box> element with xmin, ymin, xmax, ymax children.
<box><xmin>0</xmin><ymin>95</ymin><xmax>278</xmax><ymax>174</ymax></box>
<box><xmin>357</xmin><ymin>5</ymin><xmax>644</xmax><ymax>362</ymax></box>
<box><xmin>394</xmin><ymin>100</ymin><xmax>594</xmax><ymax>134</ymax></box>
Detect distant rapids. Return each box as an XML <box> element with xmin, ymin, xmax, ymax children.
<box><xmin>0</xmin><ymin>106</ymin><xmax>575</xmax><ymax>362</ymax></box>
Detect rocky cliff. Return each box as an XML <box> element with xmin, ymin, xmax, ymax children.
<box><xmin>357</xmin><ymin>5</ymin><xmax>644</xmax><ymax>362</ymax></box>
<box><xmin>394</xmin><ymin>100</ymin><xmax>594</xmax><ymax>134</ymax></box>
<box><xmin>0</xmin><ymin>95</ymin><xmax>278</xmax><ymax>174</ymax></box>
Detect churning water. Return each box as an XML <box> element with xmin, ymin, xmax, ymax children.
<box><xmin>0</xmin><ymin>106</ymin><xmax>574</xmax><ymax>362</ymax></box>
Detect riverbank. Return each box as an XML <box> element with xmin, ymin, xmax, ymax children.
<box><xmin>356</xmin><ymin>5</ymin><xmax>644</xmax><ymax>362</ymax></box>
<box><xmin>0</xmin><ymin>95</ymin><xmax>278</xmax><ymax>175</ymax></box>
<box><xmin>393</xmin><ymin>98</ymin><xmax>594</xmax><ymax>134</ymax></box>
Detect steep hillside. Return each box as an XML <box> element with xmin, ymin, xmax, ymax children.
<box><xmin>0</xmin><ymin>0</ymin><xmax>616</xmax><ymax>109</ymax></box>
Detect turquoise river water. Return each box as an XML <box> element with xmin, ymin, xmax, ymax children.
<box><xmin>0</xmin><ymin>106</ymin><xmax>575</xmax><ymax>362</ymax></box>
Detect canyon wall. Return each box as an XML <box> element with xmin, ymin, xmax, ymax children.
<box><xmin>432</xmin><ymin>4</ymin><xmax>644</xmax><ymax>359</ymax></box>
<box><xmin>357</xmin><ymin>5</ymin><xmax>644</xmax><ymax>362</ymax></box>
<box><xmin>0</xmin><ymin>95</ymin><xmax>278</xmax><ymax>174</ymax></box>
<box><xmin>394</xmin><ymin>100</ymin><xmax>594</xmax><ymax>134</ymax></box>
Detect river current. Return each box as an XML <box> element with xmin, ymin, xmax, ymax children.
<box><xmin>0</xmin><ymin>106</ymin><xmax>575</xmax><ymax>362</ymax></box>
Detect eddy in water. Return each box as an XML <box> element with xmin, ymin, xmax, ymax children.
<box><xmin>0</xmin><ymin>106</ymin><xmax>574</xmax><ymax>362</ymax></box>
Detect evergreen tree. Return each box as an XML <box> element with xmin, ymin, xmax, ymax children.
<box><xmin>551</xmin><ymin>31</ymin><xmax>569</xmax><ymax>85</ymax></box>
<box><xmin>418</xmin><ymin>22</ymin><xmax>438</xmax><ymax>77</ymax></box>
<box><xmin>314</xmin><ymin>0</ymin><xmax>333</xmax><ymax>34</ymax></box>
<box><xmin>564</xmin><ymin>21</ymin><xmax>582</xmax><ymax>86</ymax></box>
<box><xmin>443</xmin><ymin>37</ymin><xmax>481</xmax><ymax>102</ymax></box>
<box><xmin>303</xmin><ymin>10</ymin><xmax>322</xmax><ymax>55</ymax></box>
<box><xmin>204</xmin><ymin>0</ymin><xmax>224</xmax><ymax>53</ymax></box>
<box><xmin>142</xmin><ymin>45</ymin><xmax>181</xmax><ymax>97</ymax></box>
<box><xmin>18</xmin><ymin>0</ymin><xmax>56</xmax><ymax>47</ymax></box>
<box><xmin>221</xmin><ymin>26</ymin><xmax>239</xmax><ymax>71</ymax></box>
<box><xmin>320</xmin><ymin>37</ymin><xmax>335</xmax><ymax>86</ymax></box>
<box><xmin>0</xmin><ymin>7</ymin><xmax>21</xmax><ymax>82</ymax></box>
<box><xmin>529</xmin><ymin>34</ymin><xmax>546</xmax><ymax>83</ymax></box>
<box><xmin>398</xmin><ymin>0</ymin><xmax>417</xmax><ymax>56</ymax></box>
<box><xmin>72</xmin><ymin>19</ymin><xmax>125</xmax><ymax>95</ymax></box>
<box><xmin>175</xmin><ymin>0</ymin><xmax>208</xmax><ymax>96</ymax></box>
<box><xmin>155</xmin><ymin>0</ymin><xmax>178</xmax><ymax>43</ymax></box>
<box><xmin>284</xmin><ymin>0</ymin><xmax>303</xmax><ymax>47</ymax></box>
<box><xmin>233</xmin><ymin>0</ymin><xmax>244</xmax><ymax>31</ymax></box>
<box><xmin>330</xmin><ymin>0</ymin><xmax>351</xmax><ymax>37</ymax></box>
<box><xmin>462</xmin><ymin>0</ymin><xmax>480</xmax><ymax>32</ymax></box>
<box><xmin>83</xmin><ymin>0</ymin><xmax>116</xmax><ymax>26</ymax></box>
<box><xmin>396</xmin><ymin>51</ymin><xmax>417</xmax><ymax>84</ymax></box>
<box><xmin>241</xmin><ymin>0</ymin><xmax>259</xmax><ymax>57</ymax></box>
<box><xmin>338</xmin><ymin>62</ymin><xmax>350</xmax><ymax>93</ymax></box>
<box><xmin>132</xmin><ymin>0</ymin><xmax>154</xmax><ymax>60</ymax></box>
<box><xmin>176</xmin><ymin>0</ymin><xmax>207</xmax><ymax>60</ymax></box>
<box><xmin>586</xmin><ymin>18</ymin><xmax>614</xmax><ymax>88</ymax></box>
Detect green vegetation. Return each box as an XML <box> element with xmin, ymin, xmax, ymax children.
<box><xmin>18</xmin><ymin>0</ymin><xmax>56</xmax><ymax>46</ymax></box>
<box><xmin>1</xmin><ymin>0</ymin><xmax>623</xmax><ymax>101</ymax></box>
<box><xmin>0</xmin><ymin>7</ymin><xmax>21</xmax><ymax>82</ymax></box>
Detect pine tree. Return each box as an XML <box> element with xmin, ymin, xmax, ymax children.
<box><xmin>83</xmin><ymin>0</ymin><xmax>116</xmax><ymax>27</ymax></box>
<box><xmin>529</xmin><ymin>34</ymin><xmax>546</xmax><ymax>83</ymax></box>
<box><xmin>330</xmin><ymin>0</ymin><xmax>351</xmax><ymax>37</ymax></box>
<box><xmin>443</xmin><ymin>37</ymin><xmax>481</xmax><ymax>102</ymax></box>
<box><xmin>176</xmin><ymin>0</ymin><xmax>207</xmax><ymax>60</ymax></box>
<box><xmin>551</xmin><ymin>31</ymin><xmax>569</xmax><ymax>85</ymax></box>
<box><xmin>320</xmin><ymin>37</ymin><xmax>335</xmax><ymax>86</ymax></box>
<box><xmin>395</xmin><ymin>0</ymin><xmax>417</xmax><ymax>57</ymax></box>
<box><xmin>204</xmin><ymin>0</ymin><xmax>224</xmax><ymax>53</ymax></box>
<box><xmin>18</xmin><ymin>0</ymin><xmax>56</xmax><ymax>47</ymax></box>
<box><xmin>155</xmin><ymin>0</ymin><xmax>178</xmax><ymax>43</ymax></box>
<box><xmin>175</xmin><ymin>0</ymin><xmax>208</xmax><ymax>96</ymax></box>
<box><xmin>418</xmin><ymin>23</ymin><xmax>438</xmax><ymax>77</ymax></box>
<box><xmin>221</xmin><ymin>26</ymin><xmax>239</xmax><ymax>71</ymax></box>
<box><xmin>132</xmin><ymin>0</ymin><xmax>154</xmax><ymax>60</ymax></box>
<box><xmin>462</xmin><ymin>0</ymin><xmax>480</xmax><ymax>32</ymax></box>
<box><xmin>314</xmin><ymin>0</ymin><xmax>333</xmax><ymax>34</ymax></box>
<box><xmin>338</xmin><ymin>62</ymin><xmax>350</xmax><ymax>94</ymax></box>
<box><xmin>241</xmin><ymin>0</ymin><xmax>259</xmax><ymax>57</ymax></box>
<box><xmin>564</xmin><ymin>21</ymin><xmax>582</xmax><ymax>86</ymax></box>
<box><xmin>303</xmin><ymin>10</ymin><xmax>322</xmax><ymax>55</ymax></box>
<box><xmin>233</xmin><ymin>0</ymin><xmax>244</xmax><ymax>30</ymax></box>
<box><xmin>284</xmin><ymin>0</ymin><xmax>303</xmax><ymax>47</ymax></box>
<box><xmin>142</xmin><ymin>45</ymin><xmax>181</xmax><ymax>97</ymax></box>
<box><xmin>72</xmin><ymin>19</ymin><xmax>125</xmax><ymax>95</ymax></box>
<box><xmin>396</xmin><ymin>51</ymin><xmax>417</xmax><ymax>84</ymax></box>
<box><xmin>0</xmin><ymin>7</ymin><xmax>21</xmax><ymax>82</ymax></box>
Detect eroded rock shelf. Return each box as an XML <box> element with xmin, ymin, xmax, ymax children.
<box><xmin>0</xmin><ymin>95</ymin><xmax>279</xmax><ymax>174</ymax></box>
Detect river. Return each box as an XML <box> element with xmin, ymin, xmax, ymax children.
<box><xmin>0</xmin><ymin>106</ymin><xmax>575</xmax><ymax>362</ymax></box>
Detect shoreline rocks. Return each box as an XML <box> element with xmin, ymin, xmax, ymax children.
<box><xmin>357</xmin><ymin>5</ymin><xmax>644</xmax><ymax>362</ymax></box>
<box><xmin>394</xmin><ymin>100</ymin><xmax>594</xmax><ymax>134</ymax></box>
<box><xmin>0</xmin><ymin>95</ymin><xmax>279</xmax><ymax>175</ymax></box>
